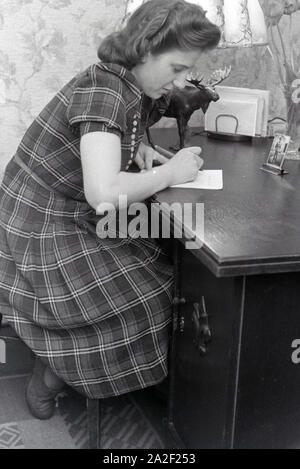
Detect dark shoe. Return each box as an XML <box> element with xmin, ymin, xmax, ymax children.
<box><xmin>25</xmin><ymin>357</ymin><xmax>64</xmax><ymax>420</ymax></box>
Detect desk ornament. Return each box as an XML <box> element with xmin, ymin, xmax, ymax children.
<box><xmin>260</xmin><ymin>134</ymin><xmax>290</xmax><ymax>176</ymax></box>
<box><xmin>146</xmin><ymin>67</ymin><xmax>231</xmax><ymax>151</ymax></box>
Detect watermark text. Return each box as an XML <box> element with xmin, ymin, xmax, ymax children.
<box><xmin>291</xmin><ymin>339</ymin><xmax>300</xmax><ymax>364</ymax></box>
<box><xmin>96</xmin><ymin>196</ymin><xmax>204</xmax><ymax>250</ymax></box>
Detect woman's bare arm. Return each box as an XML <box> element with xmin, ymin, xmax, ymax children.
<box><xmin>80</xmin><ymin>131</ymin><xmax>202</xmax><ymax>212</ymax></box>
<box><xmin>80</xmin><ymin>132</ymin><xmax>172</xmax><ymax>211</ymax></box>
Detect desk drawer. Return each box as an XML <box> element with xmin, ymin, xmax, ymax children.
<box><xmin>170</xmin><ymin>246</ymin><xmax>300</xmax><ymax>448</ymax></box>
<box><xmin>170</xmin><ymin>247</ymin><xmax>244</xmax><ymax>448</ymax></box>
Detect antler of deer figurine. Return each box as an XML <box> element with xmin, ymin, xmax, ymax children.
<box><xmin>147</xmin><ymin>66</ymin><xmax>231</xmax><ymax>151</ymax></box>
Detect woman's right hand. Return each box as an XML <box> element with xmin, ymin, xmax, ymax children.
<box><xmin>166</xmin><ymin>147</ymin><xmax>203</xmax><ymax>186</ymax></box>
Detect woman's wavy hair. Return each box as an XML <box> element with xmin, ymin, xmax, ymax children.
<box><xmin>98</xmin><ymin>0</ymin><xmax>221</xmax><ymax>69</ymax></box>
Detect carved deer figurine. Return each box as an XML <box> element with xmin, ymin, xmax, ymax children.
<box><xmin>147</xmin><ymin>66</ymin><xmax>231</xmax><ymax>150</ymax></box>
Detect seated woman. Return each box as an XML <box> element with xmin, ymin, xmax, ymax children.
<box><xmin>0</xmin><ymin>0</ymin><xmax>220</xmax><ymax>419</ymax></box>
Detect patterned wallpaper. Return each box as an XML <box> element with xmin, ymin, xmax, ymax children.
<box><xmin>0</xmin><ymin>0</ymin><xmax>300</xmax><ymax>176</ymax></box>
<box><xmin>0</xmin><ymin>0</ymin><xmax>124</xmax><ymax>175</ymax></box>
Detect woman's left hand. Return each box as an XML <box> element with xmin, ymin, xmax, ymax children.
<box><xmin>134</xmin><ymin>142</ymin><xmax>168</xmax><ymax>171</ymax></box>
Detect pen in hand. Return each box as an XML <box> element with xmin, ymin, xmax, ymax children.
<box><xmin>154</xmin><ymin>145</ymin><xmax>175</xmax><ymax>161</ymax></box>
<box><xmin>153</xmin><ymin>144</ymin><xmax>203</xmax><ymax>172</ymax></box>
<box><xmin>140</xmin><ymin>145</ymin><xmax>173</xmax><ymax>172</ymax></box>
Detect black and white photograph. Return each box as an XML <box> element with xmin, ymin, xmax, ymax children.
<box><xmin>1</xmin><ymin>0</ymin><xmax>300</xmax><ymax>453</ymax></box>
<box><xmin>266</xmin><ymin>133</ymin><xmax>290</xmax><ymax>169</ymax></box>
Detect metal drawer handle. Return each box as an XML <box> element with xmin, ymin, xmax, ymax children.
<box><xmin>192</xmin><ymin>297</ymin><xmax>212</xmax><ymax>356</ymax></box>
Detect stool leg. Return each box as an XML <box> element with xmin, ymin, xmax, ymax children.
<box><xmin>87</xmin><ymin>398</ymin><xmax>101</xmax><ymax>449</ymax></box>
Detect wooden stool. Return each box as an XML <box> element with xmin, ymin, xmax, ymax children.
<box><xmin>87</xmin><ymin>398</ymin><xmax>102</xmax><ymax>449</ymax></box>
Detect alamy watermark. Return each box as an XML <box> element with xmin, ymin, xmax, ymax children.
<box><xmin>96</xmin><ymin>195</ymin><xmax>205</xmax><ymax>250</ymax></box>
<box><xmin>291</xmin><ymin>339</ymin><xmax>300</xmax><ymax>364</ymax></box>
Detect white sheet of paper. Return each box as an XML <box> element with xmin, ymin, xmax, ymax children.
<box><xmin>171</xmin><ymin>170</ymin><xmax>223</xmax><ymax>190</ymax></box>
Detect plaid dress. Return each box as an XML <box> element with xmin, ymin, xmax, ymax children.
<box><xmin>0</xmin><ymin>63</ymin><xmax>174</xmax><ymax>399</ymax></box>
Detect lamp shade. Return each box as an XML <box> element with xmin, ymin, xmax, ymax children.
<box><xmin>125</xmin><ymin>0</ymin><xmax>268</xmax><ymax>48</ymax></box>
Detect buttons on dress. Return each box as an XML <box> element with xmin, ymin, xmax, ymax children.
<box><xmin>131</xmin><ymin>127</ymin><xmax>136</xmax><ymax>154</ymax></box>
<box><xmin>133</xmin><ymin>113</ymin><xmax>138</xmax><ymax>128</ymax></box>
<box><xmin>125</xmin><ymin>159</ymin><xmax>133</xmax><ymax>171</ymax></box>
<box><xmin>125</xmin><ymin>113</ymin><xmax>139</xmax><ymax>171</ymax></box>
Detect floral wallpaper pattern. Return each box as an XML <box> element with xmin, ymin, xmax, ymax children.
<box><xmin>0</xmin><ymin>0</ymin><xmax>124</xmax><ymax>176</ymax></box>
<box><xmin>0</xmin><ymin>0</ymin><xmax>300</xmax><ymax>178</ymax></box>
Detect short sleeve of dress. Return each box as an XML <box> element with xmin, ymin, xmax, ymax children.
<box><xmin>66</xmin><ymin>65</ymin><xmax>127</xmax><ymax>137</ymax></box>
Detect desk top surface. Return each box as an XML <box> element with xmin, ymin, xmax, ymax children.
<box><xmin>151</xmin><ymin>128</ymin><xmax>300</xmax><ymax>277</ymax></box>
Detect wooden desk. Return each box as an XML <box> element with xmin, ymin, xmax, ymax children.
<box><xmin>151</xmin><ymin>128</ymin><xmax>300</xmax><ymax>449</ymax></box>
